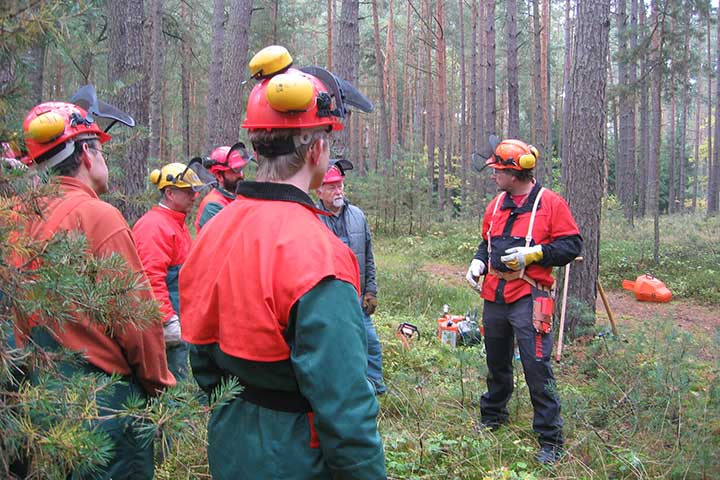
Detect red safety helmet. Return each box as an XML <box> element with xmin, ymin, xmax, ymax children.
<box><xmin>23</xmin><ymin>102</ymin><xmax>111</xmax><ymax>168</ymax></box>
<box><xmin>243</xmin><ymin>68</ymin><xmax>345</xmax><ymax>132</ymax></box>
<box><xmin>485</xmin><ymin>138</ymin><xmax>539</xmax><ymax>171</ymax></box>
<box><xmin>206</xmin><ymin>143</ymin><xmax>251</xmax><ymax>174</ymax></box>
<box><xmin>322</xmin><ymin>158</ymin><xmax>353</xmax><ymax>184</ymax></box>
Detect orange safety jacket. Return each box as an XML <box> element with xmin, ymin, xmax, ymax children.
<box><xmin>180</xmin><ymin>182</ymin><xmax>360</xmax><ymax>361</ymax></box>
<box><xmin>477</xmin><ymin>182</ymin><xmax>581</xmax><ymax>304</ymax></box>
<box><xmin>133</xmin><ymin>205</ymin><xmax>192</xmax><ymax>322</ymax></box>
<box><xmin>13</xmin><ymin>177</ymin><xmax>175</xmax><ymax>395</ymax></box>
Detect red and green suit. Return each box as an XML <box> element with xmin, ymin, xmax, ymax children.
<box><xmin>180</xmin><ymin>181</ymin><xmax>386</xmax><ymax>480</ymax></box>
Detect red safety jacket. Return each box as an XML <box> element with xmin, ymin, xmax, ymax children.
<box><xmin>194</xmin><ymin>187</ymin><xmax>234</xmax><ymax>232</ymax></box>
<box><xmin>13</xmin><ymin>177</ymin><xmax>175</xmax><ymax>394</ymax></box>
<box><xmin>480</xmin><ymin>183</ymin><xmax>581</xmax><ymax>303</ymax></box>
<box><xmin>133</xmin><ymin>205</ymin><xmax>192</xmax><ymax>322</ymax></box>
<box><xmin>180</xmin><ymin>182</ymin><xmax>360</xmax><ymax>362</ymax></box>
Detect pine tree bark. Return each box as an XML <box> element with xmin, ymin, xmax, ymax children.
<box><xmin>437</xmin><ymin>0</ymin><xmax>447</xmax><ymax>213</ymax></box>
<box><xmin>617</xmin><ymin>0</ymin><xmax>637</xmax><ymax>222</ymax></box>
<box><xmin>386</xmin><ymin>0</ymin><xmax>398</xmax><ymax>158</ymax></box>
<box><xmin>107</xmin><ymin>0</ymin><xmax>149</xmax><ymax>223</ymax></box>
<box><xmin>648</xmin><ymin>0</ymin><xmax>663</xmax><ymax>262</ymax></box>
<box><xmin>541</xmin><ymin>0</ymin><xmax>551</xmax><ymax>187</ymax></box>
<box><xmin>180</xmin><ymin>0</ymin><xmax>192</xmax><ymax>159</ymax></box>
<box><xmin>333</xmin><ymin>0</ymin><xmax>360</xmax><ymax>153</ymax></box>
<box><xmin>707</xmin><ymin>14</ymin><xmax>714</xmax><ymax>214</ymax></box>
<box><xmin>560</xmin><ymin>0</ymin><xmax>574</xmax><ymax>186</ymax></box>
<box><xmin>563</xmin><ymin>0</ymin><xmax>610</xmax><ymax>333</ymax></box>
<box><xmin>218</xmin><ymin>0</ymin><xmax>253</xmax><ymax>144</ymax></box>
<box><xmin>459</xmin><ymin>0</ymin><xmax>468</xmax><ymax>204</ymax></box>
<box><xmin>532</xmin><ymin>0</ymin><xmax>545</xmax><ymax>182</ymax></box>
<box><xmin>710</xmin><ymin>4</ymin><xmax>720</xmax><ymax>214</ymax></box>
<box><xmin>206</xmin><ymin>0</ymin><xmax>225</xmax><ymax>152</ymax></box>
<box><xmin>506</xmin><ymin>0</ymin><xmax>520</xmax><ymax>138</ymax></box>
<box><xmin>637</xmin><ymin>1</ymin><xmax>649</xmax><ymax>217</ymax></box>
<box><xmin>371</xmin><ymin>0</ymin><xmax>390</xmax><ymax>166</ymax></box>
<box><xmin>148</xmin><ymin>0</ymin><xmax>165</xmax><ymax>164</ymax></box>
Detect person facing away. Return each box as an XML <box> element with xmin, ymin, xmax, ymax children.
<box><xmin>195</xmin><ymin>144</ymin><xmax>249</xmax><ymax>232</ymax></box>
<box><xmin>15</xmin><ymin>86</ymin><xmax>175</xmax><ymax>479</ymax></box>
<box><xmin>178</xmin><ymin>45</ymin><xmax>386</xmax><ymax>479</ymax></box>
<box><xmin>315</xmin><ymin>158</ymin><xmax>386</xmax><ymax>395</ymax></box>
<box><xmin>466</xmin><ymin>136</ymin><xmax>582</xmax><ymax>465</ymax></box>
<box><xmin>133</xmin><ymin>161</ymin><xmax>210</xmax><ymax>380</ymax></box>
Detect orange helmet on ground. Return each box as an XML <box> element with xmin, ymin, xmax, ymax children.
<box><xmin>485</xmin><ymin>137</ymin><xmax>539</xmax><ymax>171</ymax></box>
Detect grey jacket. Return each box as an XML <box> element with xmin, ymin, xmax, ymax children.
<box><xmin>316</xmin><ymin>200</ymin><xmax>377</xmax><ymax>296</ymax></box>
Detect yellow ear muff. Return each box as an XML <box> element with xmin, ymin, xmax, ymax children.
<box><xmin>266</xmin><ymin>73</ymin><xmax>314</xmax><ymax>112</ymax></box>
<box><xmin>149</xmin><ymin>169</ymin><xmax>162</xmax><ymax>186</ymax></box>
<box><xmin>26</xmin><ymin>111</ymin><xmax>66</xmax><ymax>143</ymax></box>
<box><xmin>518</xmin><ymin>153</ymin><xmax>536</xmax><ymax>169</ymax></box>
<box><xmin>249</xmin><ymin>45</ymin><xmax>293</xmax><ymax>79</ymax></box>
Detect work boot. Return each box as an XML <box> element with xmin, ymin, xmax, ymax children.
<box><xmin>536</xmin><ymin>445</ymin><xmax>562</xmax><ymax>464</ymax></box>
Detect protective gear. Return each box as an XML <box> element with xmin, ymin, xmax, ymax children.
<box><xmin>466</xmin><ymin>258</ymin><xmax>486</xmax><ymax>290</ymax></box>
<box><xmin>249</xmin><ymin>45</ymin><xmax>293</xmax><ymax>79</ymax></box>
<box><xmin>485</xmin><ymin>138</ymin><xmax>539</xmax><ymax>171</ymax></box>
<box><xmin>163</xmin><ymin>314</ymin><xmax>182</xmax><ymax>346</ymax></box>
<box><xmin>23</xmin><ymin>102</ymin><xmax>111</xmax><ymax>167</ymax></box>
<box><xmin>206</xmin><ymin>144</ymin><xmax>250</xmax><ymax>174</ymax></box>
<box><xmin>243</xmin><ymin>46</ymin><xmax>373</xmax><ymax>132</ymax></box>
<box><xmin>501</xmin><ymin>245</ymin><xmax>544</xmax><ymax>271</ymax></box>
<box><xmin>149</xmin><ymin>162</ymin><xmax>206</xmax><ymax>191</ymax></box>
<box><xmin>322</xmin><ymin>158</ymin><xmax>353</xmax><ymax>184</ymax></box>
<box><xmin>362</xmin><ymin>292</ymin><xmax>378</xmax><ymax>315</ymax></box>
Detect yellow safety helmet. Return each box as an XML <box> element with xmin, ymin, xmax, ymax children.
<box><xmin>249</xmin><ymin>45</ymin><xmax>293</xmax><ymax>79</ymax></box>
<box><xmin>149</xmin><ymin>162</ymin><xmax>206</xmax><ymax>191</ymax></box>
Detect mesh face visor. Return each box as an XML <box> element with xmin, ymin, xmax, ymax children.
<box><xmin>180</xmin><ymin>157</ymin><xmax>218</xmax><ymax>191</ymax></box>
<box><xmin>70</xmin><ymin>84</ymin><xmax>135</xmax><ymax>133</ymax></box>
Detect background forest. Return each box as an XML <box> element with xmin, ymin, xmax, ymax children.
<box><xmin>2</xmin><ymin>0</ymin><xmax>720</xmax><ymax>478</ymax></box>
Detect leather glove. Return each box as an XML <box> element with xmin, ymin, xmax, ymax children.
<box><xmin>501</xmin><ymin>245</ymin><xmax>544</xmax><ymax>271</ymax></box>
<box><xmin>465</xmin><ymin>259</ymin><xmax>486</xmax><ymax>291</ymax></box>
<box><xmin>163</xmin><ymin>314</ymin><xmax>182</xmax><ymax>346</ymax></box>
<box><xmin>362</xmin><ymin>292</ymin><xmax>378</xmax><ymax>315</ymax></box>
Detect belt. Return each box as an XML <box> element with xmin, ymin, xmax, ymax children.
<box><xmin>234</xmin><ymin>379</ymin><xmax>312</xmax><ymax>413</ymax></box>
<box><xmin>488</xmin><ymin>267</ymin><xmax>553</xmax><ymax>294</ymax></box>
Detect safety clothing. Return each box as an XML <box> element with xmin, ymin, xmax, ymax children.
<box><xmin>133</xmin><ymin>204</ymin><xmax>192</xmax><ymax>380</ymax></box>
<box><xmin>473</xmin><ymin>182</ymin><xmax>582</xmax><ymax>304</ymax></box>
<box><xmin>501</xmin><ymin>245</ymin><xmax>544</xmax><ymax>271</ymax></box>
<box><xmin>249</xmin><ymin>45</ymin><xmax>293</xmax><ymax>79</ymax></box>
<box><xmin>362</xmin><ymin>292</ymin><xmax>377</xmax><ymax>315</ymax></box>
<box><xmin>13</xmin><ymin>177</ymin><xmax>175</xmax><ymax>395</ymax></box>
<box><xmin>485</xmin><ymin>138</ymin><xmax>539</xmax><ymax>171</ymax></box>
<box><xmin>195</xmin><ymin>187</ymin><xmax>235</xmax><ymax>232</ymax></box>
<box><xmin>163</xmin><ymin>314</ymin><xmax>182</xmax><ymax>346</ymax></box>
<box><xmin>466</xmin><ymin>258</ymin><xmax>486</xmax><ymax>290</ymax></box>
<box><xmin>180</xmin><ymin>181</ymin><xmax>385</xmax><ymax>479</ymax></box>
<box><xmin>149</xmin><ymin>162</ymin><xmax>206</xmax><ymax>191</ymax></box>
<box><xmin>323</xmin><ymin>165</ymin><xmax>344</xmax><ymax>184</ymax></box>
<box><xmin>23</xmin><ymin>102</ymin><xmax>111</xmax><ymax>167</ymax></box>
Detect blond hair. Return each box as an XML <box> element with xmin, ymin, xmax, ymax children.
<box><xmin>249</xmin><ymin>128</ymin><xmax>328</xmax><ymax>181</ymax></box>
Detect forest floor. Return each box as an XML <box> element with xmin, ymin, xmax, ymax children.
<box><xmin>420</xmin><ymin>262</ymin><xmax>720</xmax><ymax>360</ymax></box>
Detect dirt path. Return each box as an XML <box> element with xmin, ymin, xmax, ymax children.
<box><xmin>421</xmin><ymin>263</ymin><xmax>720</xmax><ymax>336</ymax></box>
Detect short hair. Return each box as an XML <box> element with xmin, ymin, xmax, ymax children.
<box><xmin>47</xmin><ymin>139</ymin><xmax>99</xmax><ymax>177</ymax></box>
<box><xmin>509</xmin><ymin>167</ymin><xmax>534</xmax><ymax>183</ymax></box>
<box><xmin>249</xmin><ymin>127</ymin><xmax>328</xmax><ymax>181</ymax></box>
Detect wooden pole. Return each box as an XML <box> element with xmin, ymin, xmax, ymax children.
<box><xmin>555</xmin><ymin>261</ymin><xmax>571</xmax><ymax>362</ymax></box>
<box><xmin>597</xmin><ymin>280</ymin><xmax>618</xmax><ymax>336</ymax></box>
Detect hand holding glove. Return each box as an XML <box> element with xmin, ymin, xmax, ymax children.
<box><xmin>501</xmin><ymin>245</ymin><xmax>543</xmax><ymax>271</ymax></box>
<box><xmin>465</xmin><ymin>259</ymin><xmax>486</xmax><ymax>291</ymax></box>
<box><xmin>163</xmin><ymin>314</ymin><xmax>182</xmax><ymax>346</ymax></box>
<box><xmin>362</xmin><ymin>292</ymin><xmax>378</xmax><ymax>315</ymax></box>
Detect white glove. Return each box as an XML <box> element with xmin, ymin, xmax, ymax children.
<box><xmin>465</xmin><ymin>259</ymin><xmax>486</xmax><ymax>291</ymax></box>
<box><xmin>163</xmin><ymin>314</ymin><xmax>182</xmax><ymax>346</ymax></box>
<box><xmin>500</xmin><ymin>245</ymin><xmax>544</xmax><ymax>271</ymax></box>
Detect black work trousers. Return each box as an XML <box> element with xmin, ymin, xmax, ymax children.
<box><xmin>480</xmin><ymin>295</ymin><xmax>564</xmax><ymax>447</ymax></box>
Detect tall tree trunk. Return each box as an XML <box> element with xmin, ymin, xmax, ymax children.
<box><xmin>637</xmin><ymin>1</ymin><xmax>649</xmax><ymax>217</ymax></box>
<box><xmin>180</xmin><ymin>0</ymin><xmax>192</xmax><ymax>159</ymax></box>
<box><xmin>425</xmin><ymin>0</ymin><xmax>435</xmax><ymax>207</ymax></box>
<box><xmin>483</xmin><ymin>1</ymin><xmax>496</xmax><ymax>200</ymax></box>
<box><xmin>371</xmin><ymin>0</ymin><xmax>390</xmax><ymax>165</ymax></box>
<box><xmin>531</xmin><ymin>0</ymin><xmax>545</xmax><ymax>183</ymax></box>
<box><xmin>617</xmin><ymin>0</ymin><xmax>637</xmax><ymax>222</ymax></box>
<box><xmin>560</xmin><ymin>0</ymin><xmax>574</xmax><ymax>185</ymax></box>
<box><xmin>693</xmin><ymin>87</ymin><xmax>700</xmax><ymax>212</ymax></box>
<box><xmin>710</xmin><ymin>4</ymin><xmax>720</xmax><ymax>214</ymax></box>
<box><xmin>648</xmin><ymin>0</ymin><xmax>663</xmax><ymax>262</ymax></box>
<box><xmin>219</xmin><ymin>0</ymin><xmax>253</xmax><ymax>144</ymax></box>
<box><xmin>206</xmin><ymin>0</ymin><xmax>225</xmax><ymax>152</ymax></box>
<box><xmin>386</xmin><ymin>0</ymin><xmax>398</xmax><ymax>158</ymax></box>
<box><xmin>107</xmin><ymin>0</ymin><xmax>149</xmax><ymax>223</ymax></box>
<box><xmin>541</xmin><ymin>0</ymin><xmax>551</xmax><ymax>187</ymax></box>
<box><xmin>678</xmin><ymin>9</ymin><xmax>690</xmax><ymax>213</ymax></box>
<box><xmin>707</xmin><ymin>13</ymin><xmax>714</xmax><ymax>214</ymax></box>
<box><xmin>26</xmin><ymin>44</ymin><xmax>45</xmax><ymax>104</ymax></box>
<box><xmin>437</xmin><ymin>0</ymin><xmax>447</xmax><ymax>214</ymax></box>
<box><xmin>459</xmin><ymin>0</ymin><xmax>468</xmax><ymax>205</ymax></box>
<box><xmin>333</xmin><ymin>0</ymin><xmax>360</xmax><ymax>152</ymax></box>
<box><xmin>148</xmin><ymin>0</ymin><xmax>165</xmax><ymax>164</ymax></box>
<box><xmin>668</xmin><ymin>70</ymin><xmax>677</xmax><ymax>214</ymax></box>
<box><xmin>563</xmin><ymin>0</ymin><xmax>610</xmax><ymax>333</ymax></box>
<box><xmin>506</xmin><ymin>0</ymin><xmax>520</xmax><ymax>137</ymax></box>
<box><xmin>327</xmin><ymin>0</ymin><xmax>333</xmax><ymax>69</ymax></box>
